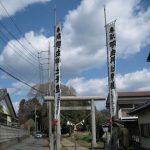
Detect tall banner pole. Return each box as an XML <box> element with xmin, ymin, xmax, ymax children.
<box><xmin>53</xmin><ymin>5</ymin><xmax>57</xmax><ymax>150</ymax></box>
<box><xmin>54</xmin><ymin>5</ymin><xmax>61</xmax><ymax>148</ymax></box>
<box><xmin>54</xmin><ymin>23</ymin><xmax>61</xmax><ymax>150</ymax></box>
<box><xmin>104</xmin><ymin>6</ymin><xmax>118</xmax><ymax>150</ymax></box>
<box><xmin>104</xmin><ymin>6</ymin><xmax>112</xmax><ymax>131</ymax></box>
<box><xmin>48</xmin><ymin>42</ymin><xmax>53</xmax><ymax>150</ymax></box>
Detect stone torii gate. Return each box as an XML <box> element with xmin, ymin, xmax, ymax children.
<box><xmin>44</xmin><ymin>96</ymin><xmax>105</xmax><ymax>149</ymax></box>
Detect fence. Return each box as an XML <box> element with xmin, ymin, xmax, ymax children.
<box><xmin>0</xmin><ymin>124</ymin><xmax>29</xmax><ymax>142</ymax></box>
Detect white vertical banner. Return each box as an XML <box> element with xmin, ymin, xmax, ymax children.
<box><xmin>106</xmin><ymin>21</ymin><xmax>117</xmax><ymax>117</ymax></box>
<box><xmin>54</xmin><ymin>24</ymin><xmax>61</xmax><ymax>120</ymax></box>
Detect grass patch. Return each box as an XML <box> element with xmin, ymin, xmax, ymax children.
<box><xmin>74</xmin><ymin>132</ymin><xmax>91</xmax><ymax>141</ymax></box>
<box><xmin>73</xmin><ymin>131</ymin><xmax>104</xmax><ymax>149</ymax></box>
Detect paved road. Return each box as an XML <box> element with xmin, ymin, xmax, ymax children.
<box><xmin>6</xmin><ymin>136</ymin><xmax>90</xmax><ymax>150</ymax></box>
<box><xmin>61</xmin><ymin>138</ymin><xmax>89</xmax><ymax>150</ymax></box>
<box><xmin>6</xmin><ymin>136</ymin><xmax>49</xmax><ymax>150</ymax></box>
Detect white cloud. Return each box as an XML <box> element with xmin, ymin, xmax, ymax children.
<box><xmin>66</xmin><ymin>77</ymin><xmax>108</xmax><ymax>96</ymax></box>
<box><xmin>1</xmin><ymin>0</ymin><xmax>150</xmax><ymax>79</ymax></box>
<box><xmin>66</xmin><ymin>68</ymin><xmax>150</xmax><ymax>110</ymax></box>
<box><xmin>61</xmin><ymin>0</ymin><xmax>150</xmax><ymax>74</ymax></box>
<box><xmin>11</xmin><ymin>82</ymin><xmax>31</xmax><ymax>96</ymax></box>
<box><xmin>66</xmin><ymin>77</ymin><xmax>108</xmax><ymax>110</ymax></box>
<box><xmin>0</xmin><ymin>0</ymin><xmax>50</xmax><ymax>19</ymax></box>
<box><xmin>12</xmin><ymin>101</ymin><xmax>20</xmax><ymax>113</ymax></box>
<box><xmin>66</xmin><ymin>68</ymin><xmax>150</xmax><ymax>96</ymax></box>
<box><xmin>0</xmin><ymin>31</ymin><xmax>53</xmax><ymax>82</ymax></box>
<box><xmin>116</xmin><ymin>68</ymin><xmax>150</xmax><ymax>91</ymax></box>
<box><xmin>0</xmin><ymin>0</ymin><xmax>150</xmax><ymax>105</ymax></box>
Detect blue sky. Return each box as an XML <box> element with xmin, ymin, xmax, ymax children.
<box><xmin>0</xmin><ymin>0</ymin><xmax>150</xmax><ymax>111</ymax></box>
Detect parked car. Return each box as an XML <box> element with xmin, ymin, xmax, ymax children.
<box><xmin>34</xmin><ymin>131</ymin><xmax>42</xmax><ymax>138</ymax></box>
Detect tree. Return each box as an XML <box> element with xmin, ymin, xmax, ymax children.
<box><xmin>96</xmin><ymin>109</ymin><xmax>110</xmax><ymax>125</ymax></box>
<box><xmin>18</xmin><ymin>99</ymin><xmax>26</xmax><ymax>124</ymax></box>
<box><xmin>96</xmin><ymin>109</ymin><xmax>110</xmax><ymax>141</ymax></box>
<box><xmin>19</xmin><ymin>82</ymin><xmax>90</xmax><ymax>135</ymax></box>
<box><xmin>24</xmin><ymin>118</ymin><xmax>35</xmax><ymax>133</ymax></box>
<box><xmin>18</xmin><ymin>98</ymin><xmax>41</xmax><ymax>125</ymax></box>
<box><xmin>27</xmin><ymin>82</ymin><xmax>76</xmax><ymax>98</ymax></box>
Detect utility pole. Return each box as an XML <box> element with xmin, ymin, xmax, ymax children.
<box><xmin>48</xmin><ymin>42</ymin><xmax>53</xmax><ymax>150</ymax></box>
<box><xmin>35</xmin><ymin>105</ymin><xmax>37</xmax><ymax>133</ymax></box>
<box><xmin>104</xmin><ymin>6</ymin><xmax>118</xmax><ymax>150</ymax></box>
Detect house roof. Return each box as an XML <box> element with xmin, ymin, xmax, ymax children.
<box><xmin>0</xmin><ymin>89</ymin><xmax>17</xmax><ymax>119</ymax></box>
<box><xmin>106</xmin><ymin>91</ymin><xmax>150</xmax><ymax>108</ymax></box>
<box><xmin>118</xmin><ymin>91</ymin><xmax>150</xmax><ymax>98</ymax></box>
<box><xmin>129</xmin><ymin>101</ymin><xmax>150</xmax><ymax>115</ymax></box>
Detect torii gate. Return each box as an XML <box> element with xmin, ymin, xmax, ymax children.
<box><xmin>45</xmin><ymin>96</ymin><xmax>105</xmax><ymax>149</ymax></box>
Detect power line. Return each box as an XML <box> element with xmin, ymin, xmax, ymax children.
<box><xmin>2</xmin><ymin>61</ymin><xmax>39</xmax><ymax>84</ymax></box>
<box><xmin>0</xmin><ymin>1</ymin><xmax>40</xmax><ymax>55</ymax></box>
<box><xmin>7</xmin><ymin>69</ymin><xmax>40</xmax><ymax>97</ymax></box>
<box><xmin>0</xmin><ymin>33</ymin><xmax>39</xmax><ymax>68</ymax></box>
<box><xmin>0</xmin><ymin>31</ymin><xmax>45</xmax><ymax>95</ymax></box>
<box><xmin>0</xmin><ymin>1</ymin><xmax>48</xmax><ymax>96</ymax></box>
<box><xmin>0</xmin><ymin>66</ymin><xmax>43</xmax><ymax>94</ymax></box>
<box><xmin>0</xmin><ymin>21</ymin><xmax>39</xmax><ymax>62</ymax></box>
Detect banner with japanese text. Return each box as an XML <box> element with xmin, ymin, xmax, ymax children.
<box><xmin>54</xmin><ymin>24</ymin><xmax>61</xmax><ymax>120</ymax></box>
<box><xmin>106</xmin><ymin>21</ymin><xmax>117</xmax><ymax>117</ymax></box>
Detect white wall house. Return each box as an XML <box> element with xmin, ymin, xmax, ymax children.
<box><xmin>0</xmin><ymin>89</ymin><xmax>18</xmax><ymax>126</ymax></box>
<box><xmin>106</xmin><ymin>91</ymin><xmax>150</xmax><ymax>148</ymax></box>
<box><xmin>129</xmin><ymin>101</ymin><xmax>150</xmax><ymax>150</ymax></box>
<box><xmin>106</xmin><ymin>91</ymin><xmax>150</xmax><ymax>120</ymax></box>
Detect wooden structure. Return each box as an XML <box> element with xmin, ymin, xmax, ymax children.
<box><xmin>44</xmin><ymin>96</ymin><xmax>105</xmax><ymax>148</ymax></box>
<box><xmin>129</xmin><ymin>101</ymin><xmax>150</xmax><ymax>149</ymax></box>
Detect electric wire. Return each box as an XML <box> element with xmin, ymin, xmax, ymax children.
<box><xmin>8</xmin><ymin>69</ymin><xmax>40</xmax><ymax>97</ymax></box>
<box><xmin>2</xmin><ymin>60</ymin><xmax>39</xmax><ymax>84</ymax></box>
<box><xmin>0</xmin><ymin>2</ymin><xmax>49</xmax><ymax>97</ymax></box>
<box><xmin>0</xmin><ymin>66</ymin><xmax>43</xmax><ymax>94</ymax></box>
<box><xmin>0</xmin><ymin>35</ymin><xmax>48</xmax><ymax>96</ymax></box>
<box><xmin>0</xmin><ymin>21</ymin><xmax>39</xmax><ymax>62</ymax></box>
<box><xmin>0</xmin><ymin>31</ymin><xmax>39</xmax><ymax>68</ymax></box>
<box><xmin>0</xmin><ymin>36</ymin><xmax>42</xmax><ymax>95</ymax></box>
<box><xmin>0</xmin><ymin>1</ymin><xmax>40</xmax><ymax>55</ymax></box>
<box><xmin>0</xmin><ymin>38</ymin><xmax>41</xmax><ymax>93</ymax></box>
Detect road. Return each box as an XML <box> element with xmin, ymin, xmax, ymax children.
<box><xmin>61</xmin><ymin>138</ymin><xmax>89</xmax><ymax>150</ymax></box>
<box><xmin>6</xmin><ymin>136</ymin><xmax>49</xmax><ymax>150</ymax></box>
<box><xmin>6</xmin><ymin>136</ymin><xmax>90</xmax><ymax>150</ymax></box>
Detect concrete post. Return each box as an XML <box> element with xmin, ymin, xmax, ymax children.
<box><xmin>56</xmin><ymin>114</ymin><xmax>61</xmax><ymax>150</ymax></box>
<box><xmin>35</xmin><ymin>105</ymin><xmax>36</xmax><ymax>133</ymax></box>
<box><xmin>49</xmin><ymin>102</ymin><xmax>54</xmax><ymax>150</ymax></box>
<box><xmin>91</xmin><ymin>99</ymin><xmax>96</xmax><ymax>148</ymax></box>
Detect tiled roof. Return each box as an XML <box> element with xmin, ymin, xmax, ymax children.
<box><xmin>118</xmin><ymin>91</ymin><xmax>150</xmax><ymax>98</ymax></box>
<box><xmin>106</xmin><ymin>91</ymin><xmax>150</xmax><ymax>108</ymax></box>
